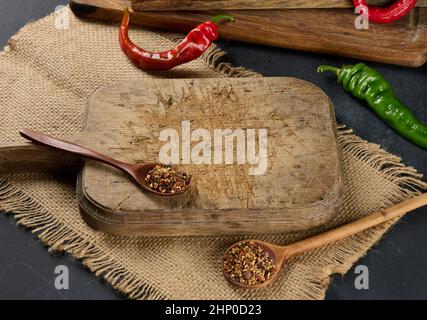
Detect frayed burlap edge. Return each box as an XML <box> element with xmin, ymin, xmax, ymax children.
<box><xmin>0</xmin><ymin>36</ymin><xmax>259</xmax><ymax>299</ymax></box>
<box><xmin>1</xmin><ymin>125</ymin><xmax>426</xmax><ymax>300</ymax></box>
<box><xmin>293</xmin><ymin>125</ymin><xmax>427</xmax><ymax>299</ymax></box>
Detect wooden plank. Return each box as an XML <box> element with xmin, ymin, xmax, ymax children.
<box><xmin>75</xmin><ymin>78</ymin><xmax>342</xmax><ymax>236</ymax></box>
<box><xmin>69</xmin><ymin>0</ymin><xmax>427</xmax><ymax>67</ymax></box>
<box><xmin>131</xmin><ymin>0</ymin><xmax>427</xmax><ymax>11</ymax></box>
<box><xmin>0</xmin><ymin>143</ymin><xmax>80</xmax><ymax>175</ymax></box>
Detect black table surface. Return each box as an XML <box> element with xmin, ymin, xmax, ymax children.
<box><xmin>0</xmin><ymin>0</ymin><xmax>426</xmax><ymax>300</ymax></box>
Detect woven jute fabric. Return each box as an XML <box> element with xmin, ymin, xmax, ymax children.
<box><xmin>0</xmin><ymin>7</ymin><xmax>426</xmax><ymax>299</ymax></box>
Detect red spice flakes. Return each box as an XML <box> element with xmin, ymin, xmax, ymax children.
<box><xmin>223</xmin><ymin>241</ymin><xmax>276</xmax><ymax>286</ymax></box>
<box><xmin>144</xmin><ymin>165</ymin><xmax>191</xmax><ymax>194</ymax></box>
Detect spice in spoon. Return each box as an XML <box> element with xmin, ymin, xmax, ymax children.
<box><xmin>144</xmin><ymin>165</ymin><xmax>191</xmax><ymax>194</ymax></box>
<box><xmin>223</xmin><ymin>241</ymin><xmax>276</xmax><ymax>286</ymax></box>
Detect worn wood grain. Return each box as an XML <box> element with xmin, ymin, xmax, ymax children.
<box><xmin>131</xmin><ymin>0</ymin><xmax>427</xmax><ymax>11</ymax></box>
<box><xmin>0</xmin><ymin>78</ymin><xmax>342</xmax><ymax>236</ymax></box>
<box><xmin>76</xmin><ymin>78</ymin><xmax>342</xmax><ymax>236</ymax></box>
<box><xmin>69</xmin><ymin>0</ymin><xmax>427</xmax><ymax>67</ymax></box>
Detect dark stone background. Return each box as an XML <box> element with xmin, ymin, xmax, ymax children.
<box><xmin>0</xmin><ymin>0</ymin><xmax>426</xmax><ymax>300</ymax></box>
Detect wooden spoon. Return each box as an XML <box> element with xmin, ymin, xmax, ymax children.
<box><xmin>223</xmin><ymin>193</ymin><xmax>427</xmax><ymax>289</ymax></box>
<box><xmin>19</xmin><ymin>128</ymin><xmax>191</xmax><ymax>196</ymax></box>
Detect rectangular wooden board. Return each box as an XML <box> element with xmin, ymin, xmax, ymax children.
<box><xmin>70</xmin><ymin>0</ymin><xmax>427</xmax><ymax>67</ymax></box>
<box><xmin>74</xmin><ymin>77</ymin><xmax>342</xmax><ymax>236</ymax></box>
<box><xmin>131</xmin><ymin>0</ymin><xmax>427</xmax><ymax>11</ymax></box>
<box><xmin>0</xmin><ymin>78</ymin><xmax>342</xmax><ymax>236</ymax></box>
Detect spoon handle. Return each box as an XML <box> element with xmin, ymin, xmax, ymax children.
<box><xmin>285</xmin><ymin>193</ymin><xmax>427</xmax><ymax>258</ymax></box>
<box><xmin>19</xmin><ymin>128</ymin><xmax>131</xmax><ymax>174</ymax></box>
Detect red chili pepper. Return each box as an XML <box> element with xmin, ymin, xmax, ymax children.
<box><xmin>119</xmin><ymin>7</ymin><xmax>234</xmax><ymax>71</ymax></box>
<box><xmin>353</xmin><ymin>0</ymin><xmax>417</xmax><ymax>24</ymax></box>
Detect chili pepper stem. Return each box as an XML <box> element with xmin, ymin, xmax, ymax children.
<box><xmin>211</xmin><ymin>14</ymin><xmax>235</xmax><ymax>25</ymax></box>
<box><xmin>317</xmin><ymin>65</ymin><xmax>340</xmax><ymax>75</ymax></box>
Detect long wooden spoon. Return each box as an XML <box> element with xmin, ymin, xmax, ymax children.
<box><xmin>19</xmin><ymin>128</ymin><xmax>191</xmax><ymax>197</ymax></box>
<box><xmin>223</xmin><ymin>193</ymin><xmax>427</xmax><ymax>289</ymax></box>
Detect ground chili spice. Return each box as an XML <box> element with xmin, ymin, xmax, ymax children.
<box><xmin>144</xmin><ymin>165</ymin><xmax>191</xmax><ymax>194</ymax></box>
<box><xmin>223</xmin><ymin>241</ymin><xmax>276</xmax><ymax>286</ymax></box>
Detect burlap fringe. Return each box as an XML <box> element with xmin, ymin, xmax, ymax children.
<box><xmin>337</xmin><ymin>125</ymin><xmax>426</xmax><ymax>195</ymax></box>
<box><xmin>166</xmin><ymin>33</ymin><xmax>261</xmax><ymax>78</ymax></box>
<box><xmin>296</xmin><ymin>125</ymin><xmax>427</xmax><ymax>299</ymax></box>
<box><xmin>1</xmin><ymin>126</ymin><xmax>425</xmax><ymax>300</ymax></box>
<box><xmin>201</xmin><ymin>45</ymin><xmax>262</xmax><ymax>78</ymax></box>
<box><xmin>0</xmin><ymin>177</ymin><xmax>166</xmax><ymax>300</ymax></box>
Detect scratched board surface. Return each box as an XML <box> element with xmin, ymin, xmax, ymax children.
<box><xmin>76</xmin><ymin>78</ymin><xmax>342</xmax><ymax>236</ymax></box>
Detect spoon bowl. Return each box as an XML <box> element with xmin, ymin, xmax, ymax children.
<box><xmin>222</xmin><ymin>240</ymin><xmax>288</xmax><ymax>290</ymax></box>
<box><xmin>129</xmin><ymin>162</ymin><xmax>191</xmax><ymax>196</ymax></box>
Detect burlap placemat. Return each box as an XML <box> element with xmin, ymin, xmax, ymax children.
<box><xmin>0</xmin><ymin>7</ymin><xmax>426</xmax><ymax>299</ymax></box>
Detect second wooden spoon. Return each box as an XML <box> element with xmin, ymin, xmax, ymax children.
<box><xmin>223</xmin><ymin>193</ymin><xmax>427</xmax><ymax>289</ymax></box>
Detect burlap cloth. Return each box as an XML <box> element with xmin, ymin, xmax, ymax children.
<box><xmin>0</xmin><ymin>7</ymin><xmax>426</xmax><ymax>299</ymax></box>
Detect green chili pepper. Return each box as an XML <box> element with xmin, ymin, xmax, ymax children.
<box><xmin>318</xmin><ymin>63</ymin><xmax>427</xmax><ymax>149</ymax></box>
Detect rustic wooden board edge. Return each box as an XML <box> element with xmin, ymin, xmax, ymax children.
<box><xmin>131</xmin><ymin>0</ymin><xmax>427</xmax><ymax>11</ymax></box>
<box><xmin>75</xmin><ymin>77</ymin><xmax>344</xmax><ymax>236</ymax></box>
<box><xmin>69</xmin><ymin>0</ymin><xmax>427</xmax><ymax>67</ymax></box>
<box><xmin>80</xmin><ymin>176</ymin><xmax>343</xmax><ymax>222</ymax></box>
<box><xmin>77</xmin><ymin>173</ymin><xmax>342</xmax><ymax>236</ymax></box>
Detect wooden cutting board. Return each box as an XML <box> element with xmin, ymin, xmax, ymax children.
<box><xmin>69</xmin><ymin>0</ymin><xmax>427</xmax><ymax>67</ymax></box>
<box><xmin>131</xmin><ymin>0</ymin><xmax>427</xmax><ymax>11</ymax></box>
<box><xmin>0</xmin><ymin>78</ymin><xmax>342</xmax><ymax>236</ymax></box>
